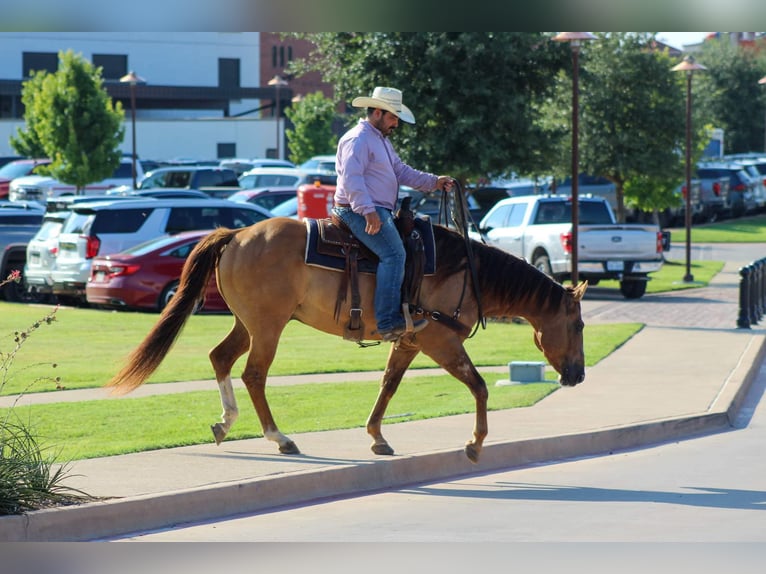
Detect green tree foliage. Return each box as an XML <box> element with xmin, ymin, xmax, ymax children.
<box><xmin>284</xmin><ymin>91</ymin><xmax>338</xmax><ymax>165</ymax></box>
<box><xmin>694</xmin><ymin>39</ymin><xmax>766</xmax><ymax>154</ymax></box>
<box><xmin>10</xmin><ymin>50</ymin><xmax>125</xmax><ymax>192</ymax></box>
<box><xmin>290</xmin><ymin>32</ymin><xmax>566</xmax><ymax>185</ymax></box>
<box><xmin>8</xmin><ymin>72</ymin><xmax>48</xmax><ymax>159</ymax></box>
<box><xmin>544</xmin><ymin>33</ymin><xmax>689</xmax><ymax>222</ymax></box>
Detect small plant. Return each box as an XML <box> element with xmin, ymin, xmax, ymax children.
<box><xmin>1</xmin><ymin>272</ymin><xmax>93</xmax><ymax>515</ymax></box>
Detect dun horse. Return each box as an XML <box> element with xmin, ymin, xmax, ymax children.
<box><xmin>107</xmin><ymin>217</ymin><xmax>587</xmax><ymax>463</ymax></box>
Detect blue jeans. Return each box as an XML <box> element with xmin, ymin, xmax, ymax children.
<box><xmin>332</xmin><ymin>206</ymin><xmax>405</xmax><ymax>332</ymax></box>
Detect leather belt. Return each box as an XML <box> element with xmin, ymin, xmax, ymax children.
<box><xmin>334</xmin><ymin>202</ymin><xmax>351</xmax><ymax>208</ymax></box>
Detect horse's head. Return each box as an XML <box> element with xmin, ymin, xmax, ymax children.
<box><xmin>533</xmin><ymin>281</ymin><xmax>587</xmax><ymax>387</ymax></box>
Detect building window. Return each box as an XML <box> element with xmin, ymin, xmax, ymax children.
<box><xmin>219</xmin><ymin>58</ymin><xmax>240</xmax><ymax>88</ymax></box>
<box><xmin>93</xmin><ymin>54</ymin><xmax>128</xmax><ymax>80</ymax></box>
<box><xmin>22</xmin><ymin>52</ymin><xmax>58</xmax><ymax>77</ymax></box>
<box><xmin>217</xmin><ymin>143</ymin><xmax>236</xmax><ymax>158</ymax></box>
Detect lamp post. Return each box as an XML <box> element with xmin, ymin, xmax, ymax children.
<box><xmin>553</xmin><ymin>32</ymin><xmax>596</xmax><ymax>286</ymax></box>
<box><xmin>268</xmin><ymin>75</ymin><xmax>288</xmax><ymax>160</ymax></box>
<box><xmin>119</xmin><ymin>71</ymin><xmax>146</xmax><ymax>189</ymax></box>
<box><xmin>759</xmin><ymin>75</ymin><xmax>766</xmax><ymax>153</ymax></box>
<box><xmin>672</xmin><ymin>55</ymin><xmax>706</xmax><ymax>283</ymax></box>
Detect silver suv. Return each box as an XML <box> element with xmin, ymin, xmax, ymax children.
<box><xmin>50</xmin><ymin>198</ymin><xmax>271</xmax><ymax>305</ymax></box>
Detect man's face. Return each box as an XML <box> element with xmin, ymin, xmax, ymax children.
<box><xmin>370</xmin><ymin>109</ymin><xmax>399</xmax><ymax>137</ymax></box>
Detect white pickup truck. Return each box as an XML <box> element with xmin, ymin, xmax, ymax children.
<box><xmin>475</xmin><ymin>194</ymin><xmax>667</xmax><ymax>299</ymax></box>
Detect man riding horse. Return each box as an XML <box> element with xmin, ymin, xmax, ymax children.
<box><xmin>332</xmin><ymin>86</ymin><xmax>454</xmax><ymax>342</ymax></box>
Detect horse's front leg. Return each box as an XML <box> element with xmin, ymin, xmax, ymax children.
<box><xmin>422</xmin><ymin>340</ymin><xmax>488</xmax><ymax>463</ymax></box>
<box><xmin>366</xmin><ymin>339</ymin><xmax>420</xmax><ymax>456</ymax></box>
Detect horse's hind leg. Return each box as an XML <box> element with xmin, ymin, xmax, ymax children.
<box><xmin>366</xmin><ymin>340</ymin><xmax>420</xmax><ymax>456</ymax></box>
<box><xmin>209</xmin><ymin>317</ymin><xmax>250</xmax><ymax>445</ymax></box>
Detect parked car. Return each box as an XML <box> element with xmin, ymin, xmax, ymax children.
<box><xmin>138</xmin><ymin>166</ymin><xmax>240</xmax><ymax>198</ymax></box>
<box><xmin>23</xmin><ymin>196</ymin><xmax>144</xmax><ymax>302</ymax></box>
<box><xmin>0</xmin><ymin>158</ymin><xmax>50</xmax><ymax>199</ymax></box>
<box><xmin>727</xmin><ymin>157</ymin><xmax>766</xmax><ymax>210</ymax></box>
<box><xmin>228</xmin><ymin>186</ymin><xmax>297</xmax><ymax>211</ymax></box>
<box><xmin>22</xmin><ymin>209</ymin><xmax>69</xmax><ymax>303</ymax></box>
<box><xmin>269</xmin><ymin>196</ymin><xmax>299</xmax><ymax>219</ymax></box>
<box><xmin>86</xmin><ymin>230</ymin><xmax>228</xmax><ymax>313</ymax></box>
<box><xmin>298</xmin><ymin>154</ymin><xmax>337</xmax><ymax>173</ymax></box>
<box><xmin>697</xmin><ymin>162</ymin><xmax>758</xmax><ymax>218</ymax></box>
<box><xmin>219</xmin><ymin>158</ymin><xmax>295</xmax><ymax>175</ymax></box>
<box><xmin>237</xmin><ymin>167</ymin><xmax>328</xmax><ymax>190</ymax></box>
<box><xmin>106</xmin><ymin>187</ymin><xmax>212</xmax><ymax>200</ymax></box>
<box><xmin>475</xmin><ymin>194</ymin><xmax>666</xmax><ymax>299</ymax></box>
<box><xmin>8</xmin><ymin>156</ymin><xmax>142</xmax><ymax>202</ymax></box>
<box><xmin>50</xmin><ymin>198</ymin><xmax>272</xmax><ymax>306</ymax></box>
<box><xmin>0</xmin><ymin>200</ymin><xmax>45</xmax><ymax>302</ymax></box>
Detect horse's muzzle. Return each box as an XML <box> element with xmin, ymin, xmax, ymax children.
<box><xmin>559</xmin><ymin>364</ymin><xmax>585</xmax><ymax>387</ymax></box>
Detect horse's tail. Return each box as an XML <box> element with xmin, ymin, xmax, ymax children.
<box><xmin>105</xmin><ymin>227</ymin><xmax>239</xmax><ymax>395</ymax></box>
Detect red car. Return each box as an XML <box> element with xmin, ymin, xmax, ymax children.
<box><xmin>0</xmin><ymin>158</ymin><xmax>50</xmax><ymax>199</ymax></box>
<box><xmin>85</xmin><ymin>230</ymin><xmax>228</xmax><ymax>313</ymax></box>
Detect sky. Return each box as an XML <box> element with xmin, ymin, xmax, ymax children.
<box><xmin>657</xmin><ymin>32</ymin><xmax>712</xmax><ymax>50</ymax></box>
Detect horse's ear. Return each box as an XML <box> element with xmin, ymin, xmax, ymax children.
<box><xmin>572</xmin><ymin>280</ymin><xmax>588</xmax><ymax>302</ymax></box>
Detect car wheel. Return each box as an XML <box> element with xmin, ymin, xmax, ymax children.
<box><xmin>159</xmin><ymin>280</ymin><xmax>203</xmax><ymax>313</ymax></box>
<box><xmin>532</xmin><ymin>253</ymin><xmax>553</xmax><ymax>277</ymax></box>
<box><xmin>159</xmin><ymin>280</ymin><xmax>180</xmax><ymax>311</ymax></box>
<box><xmin>619</xmin><ymin>278</ymin><xmax>647</xmax><ymax>299</ymax></box>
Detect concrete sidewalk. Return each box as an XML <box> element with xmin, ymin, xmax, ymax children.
<box><xmin>2</xmin><ymin>253</ymin><xmax>765</xmax><ymax>541</ymax></box>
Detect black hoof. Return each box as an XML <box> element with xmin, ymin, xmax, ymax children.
<box><xmin>279</xmin><ymin>441</ymin><xmax>301</xmax><ymax>455</ymax></box>
<box><xmin>371</xmin><ymin>443</ymin><xmax>395</xmax><ymax>456</ymax></box>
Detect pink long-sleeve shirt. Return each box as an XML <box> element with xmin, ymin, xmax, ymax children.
<box><xmin>334</xmin><ymin>119</ymin><xmax>439</xmax><ymax>215</ymax></box>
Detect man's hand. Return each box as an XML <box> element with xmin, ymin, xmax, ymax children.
<box><xmin>364</xmin><ymin>211</ymin><xmax>382</xmax><ymax>235</ymax></box>
<box><xmin>436</xmin><ymin>176</ymin><xmax>454</xmax><ymax>192</ymax></box>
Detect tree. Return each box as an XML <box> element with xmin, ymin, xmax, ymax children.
<box><xmin>694</xmin><ymin>39</ymin><xmax>766</xmax><ymax>154</ymax></box>
<box><xmin>543</xmin><ymin>33</ymin><xmax>690</xmax><ymax>222</ymax></box>
<box><xmin>10</xmin><ymin>50</ymin><xmax>125</xmax><ymax>193</ymax></box>
<box><xmin>8</xmin><ymin>72</ymin><xmax>48</xmax><ymax>159</ymax></box>
<box><xmin>284</xmin><ymin>91</ymin><xmax>338</xmax><ymax>165</ymax></box>
<box><xmin>289</xmin><ymin>33</ymin><xmax>566</xmax><ymax>185</ymax></box>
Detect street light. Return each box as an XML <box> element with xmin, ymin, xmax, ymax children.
<box><xmin>268</xmin><ymin>74</ymin><xmax>288</xmax><ymax>160</ymax></box>
<box><xmin>119</xmin><ymin>70</ymin><xmax>146</xmax><ymax>189</ymax></box>
<box><xmin>553</xmin><ymin>32</ymin><xmax>596</xmax><ymax>286</ymax></box>
<box><xmin>672</xmin><ymin>55</ymin><xmax>706</xmax><ymax>283</ymax></box>
<box><xmin>759</xmin><ymin>75</ymin><xmax>766</xmax><ymax>153</ymax></box>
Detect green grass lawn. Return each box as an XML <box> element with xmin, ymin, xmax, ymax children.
<box><xmin>0</xmin><ymin>303</ymin><xmax>640</xmax><ymax>396</ymax></box>
<box><xmin>596</xmin><ymin>258</ymin><xmax>724</xmax><ymax>294</ymax></box>
<box><xmin>668</xmin><ymin>214</ymin><xmax>766</xmax><ymax>243</ymax></box>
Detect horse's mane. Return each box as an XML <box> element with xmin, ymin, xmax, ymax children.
<box><xmin>431</xmin><ymin>224</ymin><xmax>567</xmax><ymax>314</ymax></box>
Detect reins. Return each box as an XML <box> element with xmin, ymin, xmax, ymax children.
<box><xmin>435</xmin><ymin>179</ymin><xmax>487</xmax><ymax>338</ymax></box>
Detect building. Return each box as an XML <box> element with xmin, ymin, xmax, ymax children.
<box><xmin>0</xmin><ymin>32</ymin><xmax>333</xmax><ymax>162</ymax></box>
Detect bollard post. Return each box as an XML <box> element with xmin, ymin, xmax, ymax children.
<box><xmin>738</xmin><ymin>265</ymin><xmax>752</xmax><ymax>329</ymax></box>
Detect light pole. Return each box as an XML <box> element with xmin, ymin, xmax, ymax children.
<box><xmin>553</xmin><ymin>32</ymin><xmax>596</xmax><ymax>286</ymax></box>
<box><xmin>268</xmin><ymin>75</ymin><xmax>288</xmax><ymax>160</ymax></box>
<box><xmin>119</xmin><ymin>71</ymin><xmax>146</xmax><ymax>189</ymax></box>
<box><xmin>760</xmin><ymin>75</ymin><xmax>766</xmax><ymax>153</ymax></box>
<box><xmin>672</xmin><ymin>55</ymin><xmax>706</xmax><ymax>283</ymax></box>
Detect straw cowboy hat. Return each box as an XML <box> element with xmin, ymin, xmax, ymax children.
<box><xmin>352</xmin><ymin>86</ymin><xmax>416</xmax><ymax>124</ymax></box>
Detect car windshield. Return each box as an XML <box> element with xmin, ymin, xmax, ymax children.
<box><xmin>0</xmin><ymin>162</ymin><xmax>41</xmax><ymax>179</ymax></box>
<box><xmin>270</xmin><ymin>196</ymin><xmax>297</xmax><ymax>217</ymax></box>
<box><xmin>119</xmin><ymin>234</ymin><xmax>203</xmax><ymax>256</ymax></box>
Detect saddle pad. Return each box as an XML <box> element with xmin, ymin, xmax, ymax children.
<box><xmin>304</xmin><ymin>217</ymin><xmax>436</xmax><ymax>275</ymax></box>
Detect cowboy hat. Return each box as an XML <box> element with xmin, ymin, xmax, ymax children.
<box><xmin>352</xmin><ymin>86</ymin><xmax>416</xmax><ymax>124</ymax></box>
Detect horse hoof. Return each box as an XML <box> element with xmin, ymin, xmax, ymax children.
<box><xmin>279</xmin><ymin>441</ymin><xmax>301</xmax><ymax>455</ymax></box>
<box><xmin>464</xmin><ymin>443</ymin><xmax>481</xmax><ymax>464</ymax></box>
<box><xmin>371</xmin><ymin>443</ymin><xmax>395</xmax><ymax>456</ymax></box>
<box><xmin>211</xmin><ymin>423</ymin><xmax>226</xmax><ymax>446</ymax></box>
